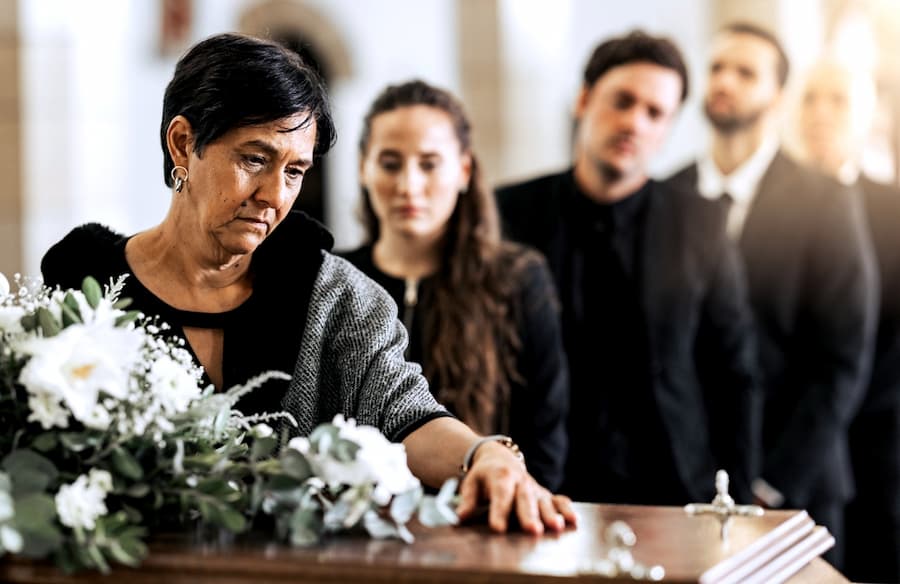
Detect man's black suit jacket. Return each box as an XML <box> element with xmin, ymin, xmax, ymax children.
<box><xmin>497</xmin><ymin>172</ymin><xmax>760</xmax><ymax>503</ymax></box>
<box><xmin>843</xmin><ymin>176</ymin><xmax>900</xmax><ymax>582</ymax></box>
<box><xmin>667</xmin><ymin>152</ymin><xmax>878</xmax><ymax>511</ymax></box>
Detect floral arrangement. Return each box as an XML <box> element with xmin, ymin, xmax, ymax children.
<box><xmin>0</xmin><ymin>272</ymin><xmax>458</xmax><ymax>573</ymax></box>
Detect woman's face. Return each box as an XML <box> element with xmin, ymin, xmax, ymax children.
<box><xmin>179</xmin><ymin>113</ymin><xmax>316</xmax><ymax>257</ymax></box>
<box><xmin>361</xmin><ymin>105</ymin><xmax>471</xmax><ymax>242</ymax></box>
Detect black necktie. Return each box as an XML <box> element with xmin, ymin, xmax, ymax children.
<box><xmin>719</xmin><ymin>192</ymin><xmax>733</xmax><ymax>222</ymax></box>
<box><xmin>719</xmin><ymin>191</ymin><xmax>733</xmax><ymax>211</ymax></box>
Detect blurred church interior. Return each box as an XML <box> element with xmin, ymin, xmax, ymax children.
<box><xmin>0</xmin><ymin>0</ymin><xmax>898</xmax><ymax>278</ymax></box>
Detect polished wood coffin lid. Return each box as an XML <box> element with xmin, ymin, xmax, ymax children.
<box><xmin>1</xmin><ymin>503</ymin><xmax>846</xmax><ymax>583</ymax></box>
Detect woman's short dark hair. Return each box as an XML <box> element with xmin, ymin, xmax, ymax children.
<box><xmin>160</xmin><ymin>32</ymin><xmax>336</xmax><ymax>187</ymax></box>
<box><xmin>583</xmin><ymin>30</ymin><xmax>689</xmax><ymax>102</ymax></box>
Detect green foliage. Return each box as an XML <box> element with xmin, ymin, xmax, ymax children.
<box><xmin>110</xmin><ymin>448</ymin><xmax>143</xmax><ymax>481</ymax></box>
<box><xmin>0</xmin><ymin>274</ymin><xmax>459</xmax><ymax>575</ymax></box>
<box><xmin>81</xmin><ymin>277</ymin><xmax>102</xmax><ymax>310</ymax></box>
<box><xmin>36</xmin><ymin>307</ymin><xmax>60</xmax><ymax>338</ymax></box>
<box><xmin>2</xmin><ymin>449</ymin><xmax>59</xmax><ymax>495</ymax></box>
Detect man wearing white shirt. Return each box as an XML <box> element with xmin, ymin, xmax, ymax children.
<box><xmin>667</xmin><ymin>23</ymin><xmax>878</xmax><ymax>569</ymax></box>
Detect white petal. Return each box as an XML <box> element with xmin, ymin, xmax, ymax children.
<box><xmin>0</xmin><ymin>525</ymin><xmax>23</xmax><ymax>553</ymax></box>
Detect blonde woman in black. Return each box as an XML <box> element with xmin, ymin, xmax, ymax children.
<box><xmin>342</xmin><ymin>80</ymin><xmax>569</xmax><ymax>490</ymax></box>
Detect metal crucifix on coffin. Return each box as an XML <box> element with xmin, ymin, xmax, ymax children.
<box><xmin>684</xmin><ymin>470</ymin><xmax>764</xmax><ymax>544</ymax></box>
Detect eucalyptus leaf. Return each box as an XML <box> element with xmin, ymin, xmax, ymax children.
<box><xmin>19</xmin><ymin>313</ymin><xmax>37</xmax><ymax>332</ymax></box>
<box><xmin>212</xmin><ymin>407</ymin><xmax>230</xmax><ymax>439</ymax></box>
<box><xmin>106</xmin><ymin>540</ymin><xmax>141</xmax><ymax>567</ymax></box>
<box><xmin>114</xmin><ymin>311</ymin><xmax>141</xmax><ymax>328</ymax></box>
<box><xmin>111</xmin><ymin>447</ymin><xmax>143</xmax><ymax>481</ymax></box>
<box><xmin>250</xmin><ymin>436</ymin><xmax>277</xmax><ymax>460</ymax></box>
<box><xmin>362</xmin><ymin>510</ymin><xmax>401</xmax><ymax>540</ymax></box>
<box><xmin>60</xmin><ymin>302</ymin><xmax>82</xmax><ymax>328</ymax></box>
<box><xmin>2</xmin><ymin>449</ymin><xmax>58</xmax><ymax>494</ymax></box>
<box><xmin>266</xmin><ymin>474</ymin><xmax>304</xmax><ymax>491</ymax></box>
<box><xmin>120</xmin><ymin>503</ymin><xmax>143</xmax><ymax>524</ymax></box>
<box><xmin>280</xmin><ymin>450</ymin><xmax>313</xmax><ymax>481</ymax></box>
<box><xmin>86</xmin><ymin>542</ymin><xmax>110</xmax><ymax>573</ymax></box>
<box><xmin>58</xmin><ymin>433</ymin><xmax>90</xmax><ymax>452</ymax></box>
<box><xmin>118</xmin><ymin>535</ymin><xmax>148</xmax><ymax>561</ymax></box>
<box><xmin>81</xmin><ymin>277</ymin><xmax>102</xmax><ymax>310</ymax></box>
<box><xmin>112</xmin><ymin>298</ymin><xmax>132</xmax><ymax>310</ymax></box>
<box><xmin>36</xmin><ymin>307</ymin><xmax>61</xmax><ymax>338</ymax></box>
<box><xmin>331</xmin><ymin>438</ymin><xmax>360</xmax><ymax>463</ymax></box>
<box><xmin>436</xmin><ymin>476</ymin><xmax>460</xmax><ymax>504</ymax></box>
<box><xmin>99</xmin><ymin>511</ymin><xmax>129</xmax><ymax>534</ymax></box>
<box><xmin>389</xmin><ymin>487</ymin><xmax>422</xmax><ymax>524</ymax></box>
<box><xmin>322</xmin><ymin>496</ymin><xmax>352</xmax><ymax>529</ymax></box>
<box><xmin>417</xmin><ymin>495</ymin><xmax>459</xmax><ymax>528</ymax></box>
<box><xmin>396</xmin><ymin>523</ymin><xmax>414</xmax><ymax>544</ymax></box>
<box><xmin>197</xmin><ymin>477</ymin><xmax>231</xmax><ymax>497</ymax></box>
<box><xmin>29</xmin><ymin>432</ymin><xmax>58</xmax><ymax>453</ymax></box>
<box><xmin>124</xmin><ymin>483</ymin><xmax>150</xmax><ymax>498</ymax></box>
<box><xmin>325</xmin><ymin>487</ymin><xmax>370</xmax><ymax>529</ymax></box>
<box><xmin>289</xmin><ymin>507</ymin><xmax>322</xmax><ymax>546</ymax></box>
<box><xmin>13</xmin><ymin>493</ymin><xmax>57</xmax><ymax>531</ymax></box>
<box><xmin>308</xmin><ymin>424</ymin><xmax>338</xmax><ymax>454</ymax></box>
<box><xmin>17</xmin><ymin>523</ymin><xmax>63</xmax><ymax>558</ymax></box>
<box><xmin>204</xmin><ymin>502</ymin><xmax>247</xmax><ymax>533</ymax></box>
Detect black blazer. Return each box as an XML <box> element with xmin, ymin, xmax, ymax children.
<box><xmin>857</xmin><ymin>176</ymin><xmax>900</xmax><ymax>421</ymax></box>
<box><xmin>667</xmin><ymin>152</ymin><xmax>878</xmax><ymax>509</ymax></box>
<box><xmin>497</xmin><ymin>171</ymin><xmax>760</xmax><ymax>503</ymax></box>
<box><xmin>845</xmin><ymin>176</ymin><xmax>900</xmax><ymax>581</ymax></box>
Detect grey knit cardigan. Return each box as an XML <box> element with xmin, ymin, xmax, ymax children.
<box><xmin>281</xmin><ymin>252</ymin><xmax>450</xmax><ymax>441</ymax></box>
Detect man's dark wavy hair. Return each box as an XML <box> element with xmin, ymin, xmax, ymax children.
<box><xmin>582</xmin><ymin>30</ymin><xmax>689</xmax><ymax>102</ymax></box>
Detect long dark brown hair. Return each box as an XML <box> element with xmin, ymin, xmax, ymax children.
<box><xmin>358</xmin><ymin>80</ymin><xmax>532</xmax><ymax>434</ymax></box>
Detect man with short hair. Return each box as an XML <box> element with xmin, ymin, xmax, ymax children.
<box><xmin>498</xmin><ymin>31</ymin><xmax>760</xmax><ymax>507</ymax></box>
<box><xmin>668</xmin><ymin>24</ymin><xmax>878</xmax><ymax>567</ymax></box>
<box><xmin>798</xmin><ymin>59</ymin><xmax>899</xmax><ymax>583</ymax></box>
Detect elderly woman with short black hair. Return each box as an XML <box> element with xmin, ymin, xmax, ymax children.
<box><xmin>41</xmin><ymin>33</ymin><xmax>575</xmax><ymax>535</ymax></box>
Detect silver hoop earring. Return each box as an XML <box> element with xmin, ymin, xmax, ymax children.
<box><xmin>171</xmin><ymin>165</ymin><xmax>188</xmax><ymax>193</ymax></box>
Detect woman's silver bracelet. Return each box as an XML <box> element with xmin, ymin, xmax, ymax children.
<box><xmin>460</xmin><ymin>434</ymin><xmax>525</xmax><ymax>475</ymax></box>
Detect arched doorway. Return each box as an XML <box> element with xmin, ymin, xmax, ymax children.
<box><xmin>239</xmin><ymin>0</ymin><xmax>353</xmax><ymax>225</ymax></box>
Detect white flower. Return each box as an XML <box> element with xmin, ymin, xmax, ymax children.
<box><xmin>54</xmin><ymin>469</ymin><xmax>113</xmax><ymax>531</ymax></box>
<box><xmin>80</xmin><ymin>404</ymin><xmax>111</xmax><ymax>430</ymax></box>
<box><xmin>0</xmin><ymin>525</ymin><xmax>22</xmax><ymax>553</ymax></box>
<box><xmin>26</xmin><ymin>390</ymin><xmax>70</xmax><ymax>430</ymax></box>
<box><xmin>65</xmin><ymin>292</ymin><xmax>122</xmax><ymax>328</ymax></box>
<box><xmin>87</xmin><ymin>469</ymin><xmax>113</xmax><ymax>492</ymax></box>
<box><xmin>0</xmin><ymin>272</ymin><xmax>9</xmax><ymax>299</ymax></box>
<box><xmin>18</xmin><ymin>323</ymin><xmax>143</xmax><ymax>428</ymax></box>
<box><xmin>147</xmin><ymin>356</ymin><xmax>202</xmax><ymax>415</ymax></box>
<box><xmin>0</xmin><ymin>489</ymin><xmax>13</xmax><ymax>523</ymax></box>
<box><xmin>287</xmin><ymin>436</ymin><xmax>310</xmax><ymax>454</ymax></box>
<box><xmin>308</xmin><ymin>416</ymin><xmax>419</xmax><ymax>497</ymax></box>
<box><xmin>251</xmin><ymin>423</ymin><xmax>274</xmax><ymax>439</ymax></box>
<box><xmin>0</xmin><ymin>306</ymin><xmax>26</xmax><ymax>335</ymax></box>
<box><xmin>372</xmin><ymin>485</ymin><xmax>392</xmax><ymax>507</ymax></box>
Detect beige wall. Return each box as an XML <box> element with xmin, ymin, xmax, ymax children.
<box><xmin>0</xmin><ymin>1</ymin><xmax>21</xmax><ymax>276</ymax></box>
<box><xmin>457</xmin><ymin>0</ymin><xmax>503</xmax><ymax>187</ymax></box>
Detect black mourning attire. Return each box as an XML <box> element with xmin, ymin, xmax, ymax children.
<box><xmin>498</xmin><ymin>169</ymin><xmax>760</xmax><ymax>506</ymax></box>
<box><xmin>341</xmin><ymin>246</ymin><xmax>570</xmax><ymax>491</ymax></box>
